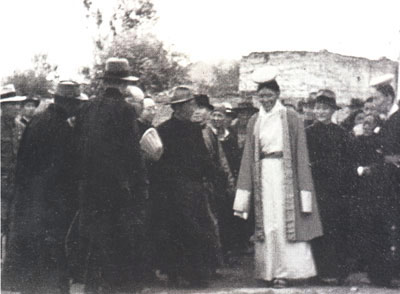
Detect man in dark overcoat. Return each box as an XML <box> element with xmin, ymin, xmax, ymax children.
<box><xmin>1</xmin><ymin>81</ymin><xmax>86</xmax><ymax>294</ymax></box>
<box><xmin>306</xmin><ymin>90</ymin><xmax>353</xmax><ymax>284</ymax></box>
<box><xmin>152</xmin><ymin>86</ymin><xmax>221</xmax><ymax>287</ymax></box>
<box><xmin>368</xmin><ymin>75</ymin><xmax>400</xmax><ymax>287</ymax></box>
<box><xmin>75</xmin><ymin>58</ymin><xmax>148</xmax><ymax>294</ymax></box>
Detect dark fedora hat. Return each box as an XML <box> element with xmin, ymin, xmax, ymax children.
<box><xmin>195</xmin><ymin>94</ymin><xmax>214</xmax><ymax>110</ymax></box>
<box><xmin>101</xmin><ymin>58</ymin><xmax>139</xmax><ymax>82</ymax></box>
<box><xmin>315</xmin><ymin>89</ymin><xmax>340</xmax><ymax>110</ymax></box>
<box><xmin>49</xmin><ymin>80</ymin><xmax>88</xmax><ymax>100</ymax></box>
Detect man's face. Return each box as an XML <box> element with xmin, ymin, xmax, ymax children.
<box><xmin>314</xmin><ymin>102</ymin><xmax>335</xmax><ymax>124</ymax></box>
<box><xmin>22</xmin><ymin>102</ymin><xmax>37</xmax><ymax>119</ymax></box>
<box><xmin>363</xmin><ymin>115</ymin><xmax>377</xmax><ymax>136</ymax></box>
<box><xmin>192</xmin><ymin>106</ymin><xmax>211</xmax><ymax>124</ymax></box>
<box><xmin>254</xmin><ymin>88</ymin><xmax>279</xmax><ymax>112</ymax></box>
<box><xmin>180</xmin><ymin>99</ymin><xmax>197</xmax><ymax>121</ymax></box>
<box><xmin>303</xmin><ymin>105</ymin><xmax>315</xmax><ymax>120</ymax></box>
<box><xmin>363</xmin><ymin>102</ymin><xmax>378</xmax><ymax>116</ymax></box>
<box><xmin>210</xmin><ymin>111</ymin><xmax>226</xmax><ymax>129</ymax></box>
<box><xmin>140</xmin><ymin>103</ymin><xmax>156</xmax><ymax>124</ymax></box>
<box><xmin>1</xmin><ymin>104</ymin><xmax>21</xmax><ymax>118</ymax></box>
<box><xmin>371</xmin><ymin>88</ymin><xmax>391</xmax><ymax>114</ymax></box>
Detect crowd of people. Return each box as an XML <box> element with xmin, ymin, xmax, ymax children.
<box><xmin>1</xmin><ymin>58</ymin><xmax>399</xmax><ymax>293</ymax></box>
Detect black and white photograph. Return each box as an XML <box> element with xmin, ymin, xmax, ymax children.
<box><xmin>1</xmin><ymin>0</ymin><xmax>400</xmax><ymax>293</ymax></box>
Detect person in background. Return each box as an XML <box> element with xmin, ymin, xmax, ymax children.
<box><xmin>302</xmin><ymin>95</ymin><xmax>316</xmax><ymax>127</ymax></box>
<box><xmin>234</xmin><ymin>67</ymin><xmax>322</xmax><ymax>288</ymax></box>
<box><xmin>125</xmin><ymin>85</ymin><xmax>145</xmax><ymax>117</ymax></box>
<box><xmin>0</xmin><ymin>86</ymin><xmax>27</xmax><ymax>241</ymax></box>
<box><xmin>368</xmin><ymin>74</ymin><xmax>400</xmax><ymax>287</ymax></box>
<box><xmin>306</xmin><ymin>89</ymin><xmax>352</xmax><ymax>285</ymax></box>
<box><xmin>363</xmin><ymin>97</ymin><xmax>379</xmax><ymax>117</ymax></box>
<box><xmin>137</xmin><ymin>97</ymin><xmax>157</xmax><ymax>137</ymax></box>
<box><xmin>152</xmin><ymin>86</ymin><xmax>221</xmax><ymax>288</ymax></box>
<box><xmin>202</xmin><ymin>104</ymin><xmax>242</xmax><ymax>262</ymax></box>
<box><xmin>340</xmin><ymin>98</ymin><xmax>364</xmax><ymax>133</ymax></box>
<box><xmin>75</xmin><ymin>58</ymin><xmax>149</xmax><ymax>294</ymax></box>
<box><xmin>351</xmin><ymin>111</ymin><xmax>365</xmax><ymax>137</ymax></box>
<box><xmin>2</xmin><ymin>81</ymin><xmax>87</xmax><ymax>294</ymax></box>
<box><xmin>192</xmin><ymin>94</ymin><xmax>214</xmax><ymax>128</ymax></box>
<box><xmin>349</xmin><ymin>114</ymin><xmax>384</xmax><ymax>274</ymax></box>
<box><xmin>14</xmin><ymin>97</ymin><xmax>40</xmax><ymax>141</ymax></box>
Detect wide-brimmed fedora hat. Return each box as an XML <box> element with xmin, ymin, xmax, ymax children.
<box><xmin>49</xmin><ymin>80</ymin><xmax>88</xmax><ymax>100</ymax></box>
<box><xmin>315</xmin><ymin>89</ymin><xmax>340</xmax><ymax>110</ymax></box>
<box><xmin>169</xmin><ymin>85</ymin><xmax>195</xmax><ymax>104</ymax></box>
<box><xmin>101</xmin><ymin>58</ymin><xmax>139</xmax><ymax>82</ymax></box>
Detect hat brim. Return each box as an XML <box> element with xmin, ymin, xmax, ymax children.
<box><xmin>0</xmin><ymin>96</ymin><xmax>27</xmax><ymax>103</ymax></box>
<box><xmin>169</xmin><ymin>97</ymin><xmax>195</xmax><ymax>105</ymax></box>
<box><xmin>99</xmin><ymin>75</ymin><xmax>139</xmax><ymax>82</ymax></box>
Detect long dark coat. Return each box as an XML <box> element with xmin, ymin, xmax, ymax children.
<box><xmin>349</xmin><ymin>134</ymin><xmax>384</xmax><ymax>266</ymax></box>
<box><xmin>202</xmin><ymin>126</ymin><xmax>243</xmax><ymax>254</ymax></box>
<box><xmin>368</xmin><ymin>109</ymin><xmax>400</xmax><ymax>285</ymax></box>
<box><xmin>1</xmin><ymin>103</ymin><xmax>80</xmax><ymax>294</ymax></box>
<box><xmin>74</xmin><ymin>88</ymin><xmax>148</xmax><ymax>291</ymax></box>
<box><xmin>152</xmin><ymin>116</ymin><xmax>221</xmax><ymax>283</ymax></box>
<box><xmin>306</xmin><ymin>121</ymin><xmax>352</xmax><ymax>279</ymax></box>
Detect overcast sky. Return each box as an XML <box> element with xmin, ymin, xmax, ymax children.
<box><xmin>1</xmin><ymin>0</ymin><xmax>399</xmax><ymax>80</ymax></box>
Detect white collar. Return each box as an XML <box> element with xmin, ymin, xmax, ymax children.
<box><xmin>210</xmin><ymin>125</ymin><xmax>230</xmax><ymax>141</ymax></box>
<box><xmin>387</xmin><ymin>102</ymin><xmax>399</xmax><ymax>119</ymax></box>
<box><xmin>259</xmin><ymin>100</ymin><xmax>285</xmax><ymax>118</ymax></box>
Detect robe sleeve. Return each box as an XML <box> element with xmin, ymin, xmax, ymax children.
<box><xmin>233</xmin><ymin>116</ymin><xmax>255</xmax><ymax>218</ymax></box>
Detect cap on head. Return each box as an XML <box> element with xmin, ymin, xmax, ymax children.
<box><xmin>315</xmin><ymin>89</ymin><xmax>340</xmax><ymax>110</ymax></box>
<box><xmin>211</xmin><ymin>103</ymin><xmax>226</xmax><ymax>115</ymax></box>
<box><xmin>370</xmin><ymin>73</ymin><xmax>394</xmax><ymax>88</ymax></box>
<box><xmin>252</xmin><ymin>66</ymin><xmax>280</xmax><ymax>93</ymax></box>
<box><xmin>102</xmin><ymin>57</ymin><xmax>139</xmax><ymax>82</ymax></box>
<box><xmin>169</xmin><ymin>85</ymin><xmax>194</xmax><ymax>104</ymax></box>
<box><xmin>50</xmin><ymin>80</ymin><xmax>87</xmax><ymax>100</ymax></box>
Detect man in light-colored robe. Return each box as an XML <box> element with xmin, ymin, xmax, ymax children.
<box><xmin>233</xmin><ymin>68</ymin><xmax>323</xmax><ymax>284</ymax></box>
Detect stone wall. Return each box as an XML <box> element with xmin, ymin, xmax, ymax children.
<box><xmin>239</xmin><ymin>50</ymin><xmax>398</xmax><ymax>105</ymax></box>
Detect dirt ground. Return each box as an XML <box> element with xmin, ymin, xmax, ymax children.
<box><xmin>66</xmin><ymin>255</ymin><xmax>398</xmax><ymax>294</ymax></box>
<box><xmin>2</xmin><ymin>254</ymin><xmax>399</xmax><ymax>294</ymax></box>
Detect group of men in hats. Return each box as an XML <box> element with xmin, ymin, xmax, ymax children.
<box><xmin>1</xmin><ymin>55</ymin><xmax>400</xmax><ymax>293</ymax></box>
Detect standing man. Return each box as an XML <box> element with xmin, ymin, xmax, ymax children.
<box><xmin>368</xmin><ymin>74</ymin><xmax>400</xmax><ymax>287</ymax></box>
<box><xmin>75</xmin><ymin>58</ymin><xmax>149</xmax><ymax>294</ymax></box>
<box><xmin>233</xmin><ymin>68</ymin><xmax>322</xmax><ymax>288</ymax></box>
<box><xmin>137</xmin><ymin>97</ymin><xmax>157</xmax><ymax>136</ymax></box>
<box><xmin>1</xmin><ymin>85</ymin><xmax>25</xmax><ymax>238</ymax></box>
<box><xmin>2</xmin><ymin>81</ymin><xmax>86</xmax><ymax>294</ymax></box>
<box><xmin>192</xmin><ymin>94</ymin><xmax>214</xmax><ymax>127</ymax></box>
<box><xmin>152</xmin><ymin>86</ymin><xmax>221</xmax><ymax>287</ymax></box>
<box><xmin>306</xmin><ymin>90</ymin><xmax>352</xmax><ymax>285</ymax></box>
<box><xmin>202</xmin><ymin>104</ymin><xmax>242</xmax><ymax>261</ymax></box>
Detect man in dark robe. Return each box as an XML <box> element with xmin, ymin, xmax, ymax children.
<box><xmin>152</xmin><ymin>86</ymin><xmax>221</xmax><ymax>287</ymax></box>
<box><xmin>1</xmin><ymin>89</ymin><xmax>24</xmax><ymax>237</ymax></box>
<box><xmin>368</xmin><ymin>76</ymin><xmax>400</xmax><ymax>287</ymax></box>
<box><xmin>75</xmin><ymin>58</ymin><xmax>149</xmax><ymax>294</ymax></box>
<box><xmin>202</xmin><ymin>104</ymin><xmax>243</xmax><ymax>260</ymax></box>
<box><xmin>306</xmin><ymin>90</ymin><xmax>353</xmax><ymax>284</ymax></box>
<box><xmin>1</xmin><ymin>81</ymin><xmax>86</xmax><ymax>294</ymax></box>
